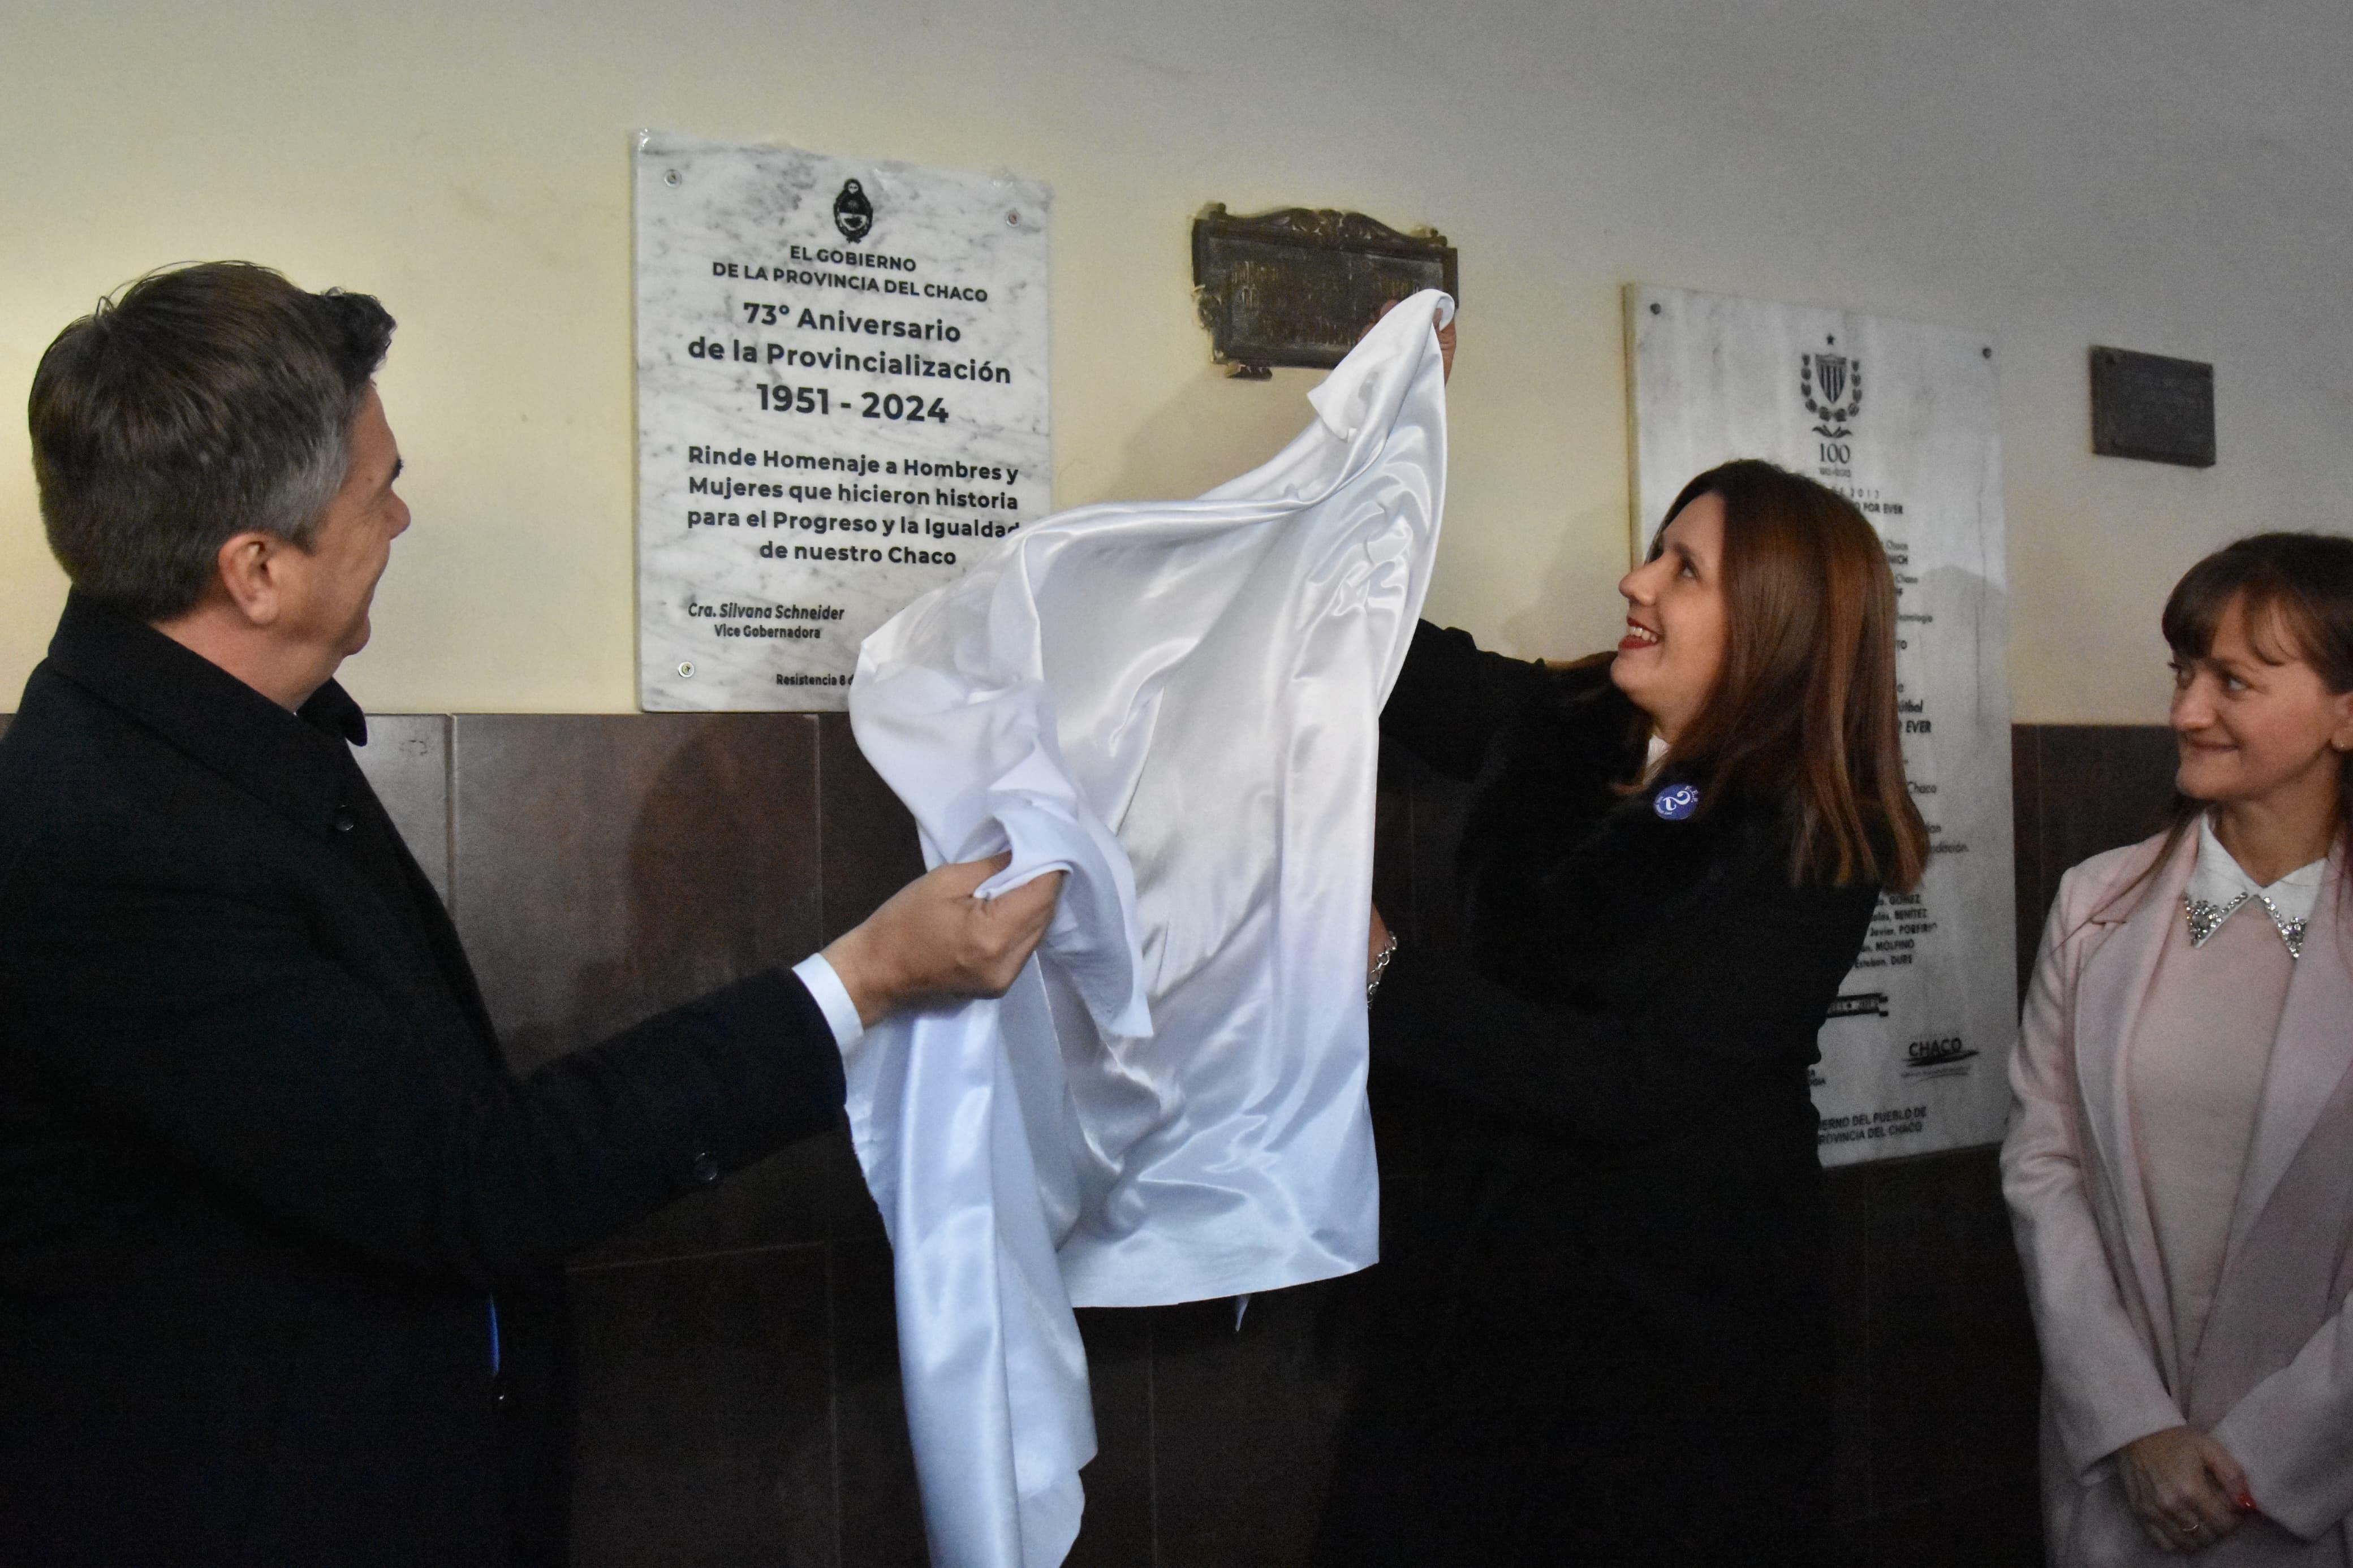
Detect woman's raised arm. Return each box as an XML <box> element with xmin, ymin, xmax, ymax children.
<box><xmin>1380</xmin><ymin>620</ymin><xmax>1553</xmax><ymax>782</ymax></box>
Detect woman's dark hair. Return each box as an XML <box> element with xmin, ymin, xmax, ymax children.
<box><xmin>1647</xmin><ymin>459</ymin><xmax>1929</xmax><ymax>891</ymax></box>
<box><xmin>29</xmin><ymin>261</ymin><xmax>395</xmax><ymax>621</ymax></box>
<box><xmin>2143</xmin><ymin>532</ymin><xmax>2353</xmax><ymax>877</ymax></box>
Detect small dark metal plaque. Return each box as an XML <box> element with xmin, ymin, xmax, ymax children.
<box><xmin>2091</xmin><ymin>347</ymin><xmax>2214</xmax><ymax>468</ymax></box>
<box><xmin>1192</xmin><ymin>204</ymin><xmax>1458</xmax><ymax>378</ymax></box>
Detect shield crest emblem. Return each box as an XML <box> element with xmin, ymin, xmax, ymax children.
<box><xmin>1802</xmin><ymin>348</ymin><xmax>1864</xmax><ymax>439</ymax></box>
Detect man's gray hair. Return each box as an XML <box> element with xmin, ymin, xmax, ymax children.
<box><xmin>29</xmin><ymin>262</ymin><xmax>396</xmax><ymax>621</ymax></box>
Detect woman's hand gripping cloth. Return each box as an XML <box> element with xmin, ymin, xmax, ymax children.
<box><xmin>844</xmin><ymin>290</ymin><xmax>1452</xmax><ymax>1568</ymax></box>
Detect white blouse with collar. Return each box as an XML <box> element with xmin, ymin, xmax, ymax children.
<box><xmin>2185</xmin><ymin>814</ymin><xmax>2326</xmax><ymax>960</ymax></box>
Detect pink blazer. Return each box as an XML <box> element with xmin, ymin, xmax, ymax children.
<box><xmin>2004</xmin><ymin>828</ymin><xmax>2353</xmax><ymax>1566</ymax></box>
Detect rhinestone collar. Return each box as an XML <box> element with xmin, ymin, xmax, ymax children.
<box><xmin>2183</xmin><ymin>814</ymin><xmax>2325</xmax><ymax>960</ymax></box>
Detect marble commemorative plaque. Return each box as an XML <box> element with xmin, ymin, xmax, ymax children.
<box><xmin>635</xmin><ymin>132</ymin><xmax>1051</xmax><ymax>710</ymax></box>
<box><xmin>1628</xmin><ymin>285</ymin><xmax>2015</xmax><ymax>1165</ymax></box>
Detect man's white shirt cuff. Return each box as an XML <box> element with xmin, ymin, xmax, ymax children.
<box><xmin>791</xmin><ymin>952</ymin><xmax>865</xmax><ymax>1056</ymax></box>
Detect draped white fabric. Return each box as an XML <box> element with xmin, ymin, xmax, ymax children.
<box><xmin>843</xmin><ymin>291</ymin><xmax>1451</xmax><ymax>1568</ymax></box>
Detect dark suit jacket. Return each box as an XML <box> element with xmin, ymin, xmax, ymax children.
<box><xmin>0</xmin><ymin>594</ymin><xmax>849</xmax><ymax>1567</ymax></box>
<box><xmin>1331</xmin><ymin>622</ymin><xmax>1880</xmax><ymax>1563</ymax></box>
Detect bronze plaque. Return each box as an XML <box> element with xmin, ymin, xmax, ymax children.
<box><xmin>1192</xmin><ymin>204</ymin><xmax>1459</xmax><ymax>377</ymax></box>
<box><xmin>2091</xmin><ymin>347</ymin><xmax>2215</xmax><ymax>468</ymax></box>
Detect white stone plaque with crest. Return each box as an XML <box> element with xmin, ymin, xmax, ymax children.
<box><xmin>1628</xmin><ymin>284</ymin><xmax>2014</xmax><ymax>1165</ymax></box>
<box><xmin>634</xmin><ymin>132</ymin><xmax>1051</xmax><ymax>710</ymax></box>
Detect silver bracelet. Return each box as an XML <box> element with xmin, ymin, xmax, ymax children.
<box><xmin>1365</xmin><ymin>931</ymin><xmax>1399</xmax><ymax>1003</ymax></box>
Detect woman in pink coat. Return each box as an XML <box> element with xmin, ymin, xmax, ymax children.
<box><xmin>2005</xmin><ymin>532</ymin><xmax>2353</xmax><ymax>1564</ymax></box>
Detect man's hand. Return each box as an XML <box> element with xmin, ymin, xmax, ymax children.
<box><xmin>2115</xmin><ymin>1426</ymin><xmax>2252</xmax><ymax>1553</ymax></box>
<box><xmin>822</xmin><ymin>854</ymin><xmax>1064</xmax><ymax>1026</ymax></box>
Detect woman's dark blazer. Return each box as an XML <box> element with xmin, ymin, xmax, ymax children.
<box><xmin>1343</xmin><ymin>621</ymin><xmax>1881</xmax><ymax>1557</ymax></box>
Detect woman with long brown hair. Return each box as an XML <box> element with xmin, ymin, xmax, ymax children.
<box><xmin>2005</xmin><ymin>533</ymin><xmax>2353</xmax><ymax>1565</ymax></box>
<box><xmin>1319</xmin><ymin>459</ymin><xmax>1927</xmax><ymax>1565</ymax></box>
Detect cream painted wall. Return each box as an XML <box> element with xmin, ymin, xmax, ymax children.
<box><xmin>4</xmin><ymin>0</ymin><xmax>2347</xmax><ymax>720</ymax></box>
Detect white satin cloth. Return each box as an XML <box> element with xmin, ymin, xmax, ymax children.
<box><xmin>844</xmin><ymin>291</ymin><xmax>1451</xmax><ymax>1568</ymax></box>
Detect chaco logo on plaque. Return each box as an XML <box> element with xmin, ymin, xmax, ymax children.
<box><xmin>633</xmin><ymin>132</ymin><xmax>1051</xmax><ymax>711</ymax></box>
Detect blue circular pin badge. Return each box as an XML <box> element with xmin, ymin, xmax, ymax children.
<box><xmin>1653</xmin><ymin>783</ymin><xmax>1700</xmax><ymax>821</ymax></box>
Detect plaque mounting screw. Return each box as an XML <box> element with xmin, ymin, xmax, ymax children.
<box><xmin>664</xmin><ymin>169</ymin><xmax>681</xmax><ymax>187</ymax></box>
<box><xmin>1005</xmin><ymin>210</ymin><xmax>1020</xmax><ymax>226</ymax></box>
<box><xmin>1649</xmin><ymin>302</ymin><xmax>1661</xmax><ymax>316</ymax></box>
<box><xmin>677</xmin><ymin>661</ymin><xmax>695</xmax><ymax>679</ymax></box>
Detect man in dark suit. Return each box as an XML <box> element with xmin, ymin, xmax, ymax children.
<box><xmin>0</xmin><ymin>261</ymin><xmax>1057</xmax><ymax>1567</ymax></box>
